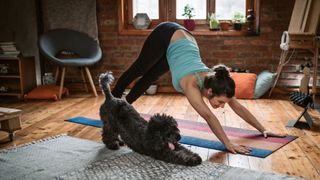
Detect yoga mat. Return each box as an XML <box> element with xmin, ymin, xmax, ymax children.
<box><xmin>67</xmin><ymin>114</ymin><xmax>297</xmax><ymax>158</ymax></box>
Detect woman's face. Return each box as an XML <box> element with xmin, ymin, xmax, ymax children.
<box><xmin>208</xmin><ymin>95</ymin><xmax>231</xmax><ymax>109</ymax></box>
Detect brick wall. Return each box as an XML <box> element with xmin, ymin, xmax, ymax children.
<box><xmin>66</xmin><ymin>0</ymin><xmax>315</xmax><ymax>91</ymax></box>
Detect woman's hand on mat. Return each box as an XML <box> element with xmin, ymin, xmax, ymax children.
<box><xmin>263</xmin><ymin>131</ymin><xmax>287</xmax><ymax>138</ymax></box>
<box><xmin>226</xmin><ymin>143</ymin><xmax>252</xmax><ymax>154</ymax></box>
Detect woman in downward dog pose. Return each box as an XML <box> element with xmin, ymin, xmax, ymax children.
<box><xmin>112</xmin><ymin>22</ymin><xmax>285</xmax><ymax>154</ymax></box>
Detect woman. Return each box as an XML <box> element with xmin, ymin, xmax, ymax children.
<box><xmin>112</xmin><ymin>22</ymin><xmax>285</xmax><ymax>154</ymax></box>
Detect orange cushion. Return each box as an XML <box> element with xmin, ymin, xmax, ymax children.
<box><xmin>24</xmin><ymin>85</ymin><xmax>69</xmax><ymax>101</ymax></box>
<box><xmin>230</xmin><ymin>72</ymin><xmax>257</xmax><ymax>99</ymax></box>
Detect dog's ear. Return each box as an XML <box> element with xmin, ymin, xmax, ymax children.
<box><xmin>145</xmin><ymin>131</ymin><xmax>165</xmax><ymax>151</ymax></box>
<box><xmin>148</xmin><ymin>114</ymin><xmax>161</xmax><ymax>126</ymax></box>
<box><xmin>146</xmin><ymin>116</ymin><xmax>167</xmax><ymax>151</ymax></box>
<box><xmin>145</xmin><ymin>129</ymin><xmax>167</xmax><ymax>151</ymax></box>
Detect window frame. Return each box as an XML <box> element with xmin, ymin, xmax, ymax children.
<box><xmin>118</xmin><ymin>0</ymin><xmax>260</xmax><ymax>36</ymax></box>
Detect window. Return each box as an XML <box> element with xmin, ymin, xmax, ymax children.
<box><xmin>132</xmin><ymin>0</ymin><xmax>159</xmax><ymax>19</ymax></box>
<box><xmin>118</xmin><ymin>0</ymin><xmax>260</xmax><ymax>36</ymax></box>
<box><xmin>215</xmin><ymin>0</ymin><xmax>246</xmax><ymax>20</ymax></box>
<box><xmin>176</xmin><ymin>0</ymin><xmax>207</xmax><ymax>19</ymax></box>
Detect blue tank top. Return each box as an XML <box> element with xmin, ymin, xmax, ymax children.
<box><xmin>167</xmin><ymin>38</ymin><xmax>209</xmax><ymax>92</ymax></box>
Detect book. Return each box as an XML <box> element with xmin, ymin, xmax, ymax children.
<box><xmin>0</xmin><ymin>41</ymin><xmax>15</xmax><ymax>45</ymax></box>
<box><xmin>0</xmin><ymin>46</ymin><xmax>17</xmax><ymax>52</ymax></box>
<box><xmin>1</xmin><ymin>51</ymin><xmax>20</xmax><ymax>55</ymax></box>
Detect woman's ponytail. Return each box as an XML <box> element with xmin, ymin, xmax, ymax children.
<box><xmin>204</xmin><ymin>64</ymin><xmax>235</xmax><ymax>98</ymax></box>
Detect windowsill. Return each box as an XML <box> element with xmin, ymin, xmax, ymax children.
<box><xmin>118</xmin><ymin>27</ymin><xmax>259</xmax><ymax>36</ymax></box>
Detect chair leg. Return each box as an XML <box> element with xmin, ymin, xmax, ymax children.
<box><xmin>59</xmin><ymin>67</ymin><xmax>66</xmax><ymax>99</ymax></box>
<box><xmin>80</xmin><ymin>67</ymin><xmax>89</xmax><ymax>92</ymax></box>
<box><xmin>84</xmin><ymin>67</ymin><xmax>98</xmax><ymax>97</ymax></box>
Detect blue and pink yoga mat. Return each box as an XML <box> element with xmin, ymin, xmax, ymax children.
<box><xmin>67</xmin><ymin>113</ymin><xmax>297</xmax><ymax>158</ymax></box>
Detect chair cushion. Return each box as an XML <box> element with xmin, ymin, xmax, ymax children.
<box><xmin>24</xmin><ymin>85</ymin><xmax>69</xmax><ymax>101</ymax></box>
<box><xmin>254</xmin><ymin>71</ymin><xmax>277</xmax><ymax>99</ymax></box>
<box><xmin>230</xmin><ymin>72</ymin><xmax>257</xmax><ymax>99</ymax></box>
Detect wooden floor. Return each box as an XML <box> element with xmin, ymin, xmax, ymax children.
<box><xmin>0</xmin><ymin>93</ymin><xmax>320</xmax><ymax>180</ymax></box>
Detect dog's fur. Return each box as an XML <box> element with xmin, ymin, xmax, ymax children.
<box><xmin>99</xmin><ymin>72</ymin><xmax>202</xmax><ymax>166</ymax></box>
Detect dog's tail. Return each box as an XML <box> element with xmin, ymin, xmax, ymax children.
<box><xmin>99</xmin><ymin>71</ymin><xmax>114</xmax><ymax>101</ymax></box>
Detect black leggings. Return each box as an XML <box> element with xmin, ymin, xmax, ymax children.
<box><xmin>112</xmin><ymin>22</ymin><xmax>185</xmax><ymax>103</ymax></box>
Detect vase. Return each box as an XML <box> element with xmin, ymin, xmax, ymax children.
<box><xmin>220</xmin><ymin>21</ymin><xmax>230</xmax><ymax>31</ymax></box>
<box><xmin>183</xmin><ymin>19</ymin><xmax>195</xmax><ymax>31</ymax></box>
<box><xmin>246</xmin><ymin>9</ymin><xmax>255</xmax><ymax>32</ymax></box>
<box><xmin>209</xmin><ymin>20</ymin><xmax>219</xmax><ymax>30</ymax></box>
<box><xmin>233</xmin><ymin>23</ymin><xmax>242</xmax><ymax>30</ymax></box>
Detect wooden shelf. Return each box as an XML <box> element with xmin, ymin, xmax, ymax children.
<box><xmin>0</xmin><ymin>75</ymin><xmax>20</xmax><ymax>78</ymax></box>
<box><xmin>0</xmin><ymin>56</ymin><xmax>36</xmax><ymax>98</ymax></box>
<box><xmin>0</xmin><ymin>92</ymin><xmax>21</xmax><ymax>96</ymax></box>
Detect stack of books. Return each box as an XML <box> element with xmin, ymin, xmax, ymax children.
<box><xmin>0</xmin><ymin>42</ymin><xmax>20</xmax><ymax>58</ymax></box>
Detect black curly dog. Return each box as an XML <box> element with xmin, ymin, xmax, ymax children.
<box><xmin>99</xmin><ymin>72</ymin><xmax>202</xmax><ymax>166</ymax></box>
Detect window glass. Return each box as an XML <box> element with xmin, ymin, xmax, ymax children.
<box><xmin>215</xmin><ymin>0</ymin><xmax>245</xmax><ymax>20</ymax></box>
<box><xmin>133</xmin><ymin>0</ymin><xmax>159</xmax><ymax>19</ymax></box>
<box><xmin>176</xmin><ymin>0</ymin><xmax>207</xmax><ymax>19</ymax></box>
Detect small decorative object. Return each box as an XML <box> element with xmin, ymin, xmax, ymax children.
<box><xmin>299</xmin><ymin>61</ymin><xmax>312</xmax><ymax>94</ymax></box>
<box><xmin>246</xmin><ymin>9</ymin><xmax>255</xmax><ymax>32</ymax></box>
<box><xmin>219</xmin><ymin>21</ymin><xmax>231</xmax><ymax>31</ymax></box>
<box><xmin>0</xmin><ymin>86</ymin><xmax>9</xmax><ymax>92</ymax></box>
<box><xmin>232</xmin><ymin>11</ymin><xmax>246</xmax><ymax>31</ymax></box>
<box><xmin>182</xmin><ymin>4</ymin><xmax>196</xmax><ymax>31</ymax></box>
<box><xmin>133</xmin><ymin>13</ymin><xmax>151</xmax><ymax>30</ymax></box>
<box><xmin>208</xmin><ymin>13</ymin><xmax>219</xmax><ymax>30</ymax></box>
<box><xmin>0</xmin><ymin>63</ymin><xmax>9</xmax><ymax>74</ymax></box>
<box><xmin>145</xmin><ymin>84</ymin><xmax>157</xmax><ymax>95</ymax></box>
<box><xmin>42</xmin><ymin>72</ymin><xmax>56</xmax><ymax>85</ymax></box>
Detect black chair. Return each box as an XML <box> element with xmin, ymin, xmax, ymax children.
<box><xmin>39</xmin><ymin>28</ymin><xmax>102</xmax><ymax>99</ymax></box>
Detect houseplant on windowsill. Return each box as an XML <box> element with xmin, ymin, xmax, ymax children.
<box><xmin>232</xmin><ymin>11</ymin><xmax>246</xmax><ymax>31</ymax></box>
<box><xmin>219</xmin><ymin>20</ymin><xmax>231</xmax><ymax>31</ymax></box>
<box><xmin>182</xmin><ymin>4</ymin><xmax>195</xmax><ymax>31</ymax></box>
<box><xmin>208</xmin><ymin>13</ymin><xmax>219</xmax><ymax>30</ymax></box>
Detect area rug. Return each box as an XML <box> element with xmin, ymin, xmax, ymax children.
<box><xmin>0</xmin><ymin>135</ymin><xmax>301</xmax><ymax>180</ymax></box>
<box><xmin>66</xmin><ymin>113</ymin><xmax>297</xmax><ymax>158</ymax></box>
<box><xmin>0</xmin><ymin>135</ymin><xmax>130</xmax><ymax>180</ymax></box>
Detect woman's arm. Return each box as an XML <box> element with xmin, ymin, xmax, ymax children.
<box><xmin>228</xmin><ymin>98</ymin><xmax>286</xmax><ymax>137</ymax></box>
<box><xmin>228</xmin><ymin>97</ymin><xmax>266</xmax><ymax>132</ymax></box>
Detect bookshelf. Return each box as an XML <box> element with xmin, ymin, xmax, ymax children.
<box><xmin>0</xmin><ymin>56</ymin><xmax>36</xmax><ymax>98</ymax></box>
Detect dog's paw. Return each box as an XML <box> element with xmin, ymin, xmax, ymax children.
<box><xmin>185</xmin><ymin>154</ymin><xmax>202</xmax><ymax>166</ymax></box>
<box><xmin>118</xmin><ymin>140</ymin><xmax>125</xmax><ymax>146</ymax></box>
<box><xmin>106</xmin><ymin>142</ymin><xmax>121</xmax><ymax>150</ymax></box>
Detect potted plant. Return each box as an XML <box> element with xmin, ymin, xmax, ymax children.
<box><xmin>182</xmin><ymin>4</ymin><xmax>195</xmax><ymax>31</ymax></box>
<box><xmin>219</xmin><ymin>20</ymin><xmax>231</xmax><ymax>31</ymax></box>
<box><xmin>208</xmin><ymin>13</ymin><xmax>219</xmax><ymax>30</ymax></box>
<box><xmin>232</xmin><ymin>11</ymin><xmax>246</xmax><ymax>30</ymax></box>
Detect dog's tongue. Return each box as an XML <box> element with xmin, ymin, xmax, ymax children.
<box><xmin>168</xmin><ymin>142</ymin><xmax>175</xmax><ymax>150</ymax></box>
